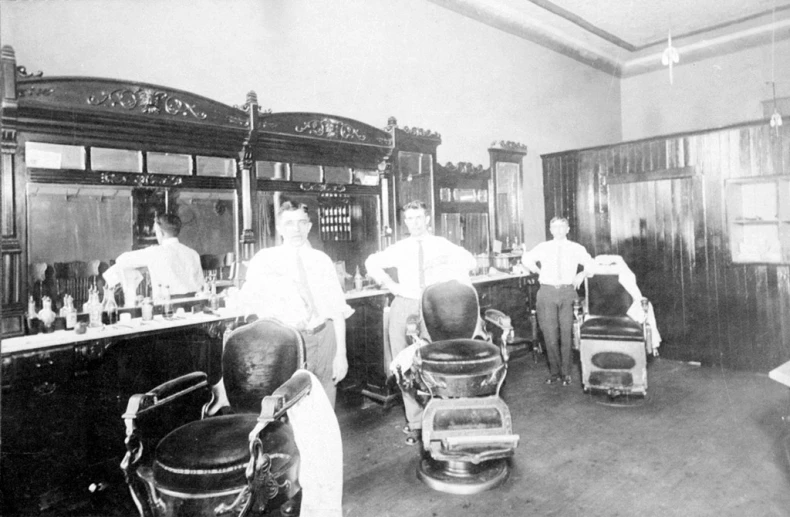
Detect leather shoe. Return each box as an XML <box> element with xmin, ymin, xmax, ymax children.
<box><xmin>562</xmin><ymin>375</ymin><xmax>572</xmax><ymax>386</ymax></box>
<box><xmin>545</xmin><ymin>375</ymin><xmax>561</xmax><ymax>385</ymax></box>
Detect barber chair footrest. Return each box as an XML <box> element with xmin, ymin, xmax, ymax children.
<box><xmin>418</xmin><ymin>457</ymin><xmax>509</xmax><ymax>495</ymax></box>
<box><xmin>421</xmin><ymin>397</ymin><xmax>518</xmax><ymax>464</ymax></box>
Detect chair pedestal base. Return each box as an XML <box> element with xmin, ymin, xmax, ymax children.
<box><xmin>417</xmin><ymin>457</ymin><xmax>509</xmax><ymax>495</ymax></box>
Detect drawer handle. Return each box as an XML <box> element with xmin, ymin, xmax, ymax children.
<box><xmin>33</xmin><ymin>381</ymin><xmax>57</xmax><ymax>396</ymax></box>
<box><xmin>35</xmin><ymin>359</ymin><xmax>55</xmax><ymax>368</ymax></box>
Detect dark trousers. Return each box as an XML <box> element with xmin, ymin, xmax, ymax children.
<box><xmin>536</xmin><ymin>285</ymin><xmax>577</xmax><ymax>377</ymax></box>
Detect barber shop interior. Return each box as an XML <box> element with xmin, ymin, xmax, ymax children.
<box><xmin>3</xmin><ymin>1</ymin><xmax>790</xmax><ymax>516</ymax></box>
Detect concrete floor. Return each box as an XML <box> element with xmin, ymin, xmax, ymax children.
<box><xmin>338</xmin><ymin>354</ymin><xmax>790</xmax><ymax>517</ymax></box>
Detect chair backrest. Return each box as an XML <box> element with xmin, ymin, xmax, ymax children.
<box><xmin>421</xmin><ymin>280</ymin><xmax>480</xmax><ymax>341</ymax></box>
<box><xmin>585</xmin><ymin>274</ymin><xmax>633</xmax><ymax>317</ymax></box>
<box><xmin>222</xmin><ymin>318</ymin><xmax>306</xmax><ymax>413</ymax></box>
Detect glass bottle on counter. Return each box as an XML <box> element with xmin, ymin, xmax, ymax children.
<box><xmin>102</xmin><ymin>286</ymin><xmax>119</xmax><ymax>325</ymax></box>
<box><xmin>26</xmin><ymin>295</ymin><xmax>39</xmax><ymax>334</ymax></box>
<box><xmin>209</xmin><ymin>278</ymin><xmax>219</xmax><ymax>311</ymax></box>
<box><xmin>61</xmin><ymin>294</ymin><xmax>77</xmax><ymax>330</ymax></box>
<box><xmin>354</xmin><ymin>266</ymin><xmax>364</xmax><ymax>291</ymax></box>
<box><xmin>141</xmin><ymin>297</ymin><xmax>154</xmax><ymax>321</ymax></box>
<box><xmin>87</xmin><ymin>285</ymin><xmax>102</xmax><ymax>328</ymax></box>
<box><xmin>162</xmin><ymin>285</ymin><xmax>173</xmax><ymax>319</ymax></box>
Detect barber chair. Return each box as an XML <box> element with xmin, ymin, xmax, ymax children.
<box><xmin>120</xmin><ymin>318</ymin><xmax>311</xmax><ymax>517</ymax></box>
<box><xmin>573</xmin><ymin>256</ymin><xmax>657</xmax><ymax>398</ymax></box>
<box><xmin>398</xmin><ymin>280</ymin><xmax>520</xmax><ymax>494</ymax></box>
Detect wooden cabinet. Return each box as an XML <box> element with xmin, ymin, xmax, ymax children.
<box><xmin>384</xmin><ymin>117</ymin><xmax>441</xmax><ymax>243</ymax></box>
<box><xmin>725</xmin><ymin>175</ymin><xmax>790</xmax><ymax>263</ymax></box>
<box><xmin>1</xmin><ymin>322</ymin><xmax>227</xmax><ymax>515</ymax></box>
<box><xmin>434</xmin><ymin>162</ymin><xmax>491</xmax><ymax>254</ymax></box>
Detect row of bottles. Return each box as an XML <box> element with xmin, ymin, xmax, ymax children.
<box><xmin>24</xmin><ymin>281</ymin><xmax>176</xmax><ymax>334</ymax></box>
<box><xmin>319</xmin><ymin>204</ymin><xmax>352</xmax><ymax>241</ymax></box>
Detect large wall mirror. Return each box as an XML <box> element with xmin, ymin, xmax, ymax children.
<box><xmin>26</xmin><ymin>184</ymin><xmax>239</xmax><ymax>307</ymax></box>
<box><xmin>394</xmin><ymin>151</ymin><xmax>434</xmax><ymax>238</ymax></box>
<box><xmin>494</xmin><ymin>161</ymin><xmax>523</xmax><ymax>247</ymax></box>
<box><xmin>256</xmin><ymin>190</ymin><xmax>381</xmax><ymax>277</ymax></box>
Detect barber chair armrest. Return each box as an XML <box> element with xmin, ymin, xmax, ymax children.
<box><xmin>121</xmin><ymin>372</ymin><xmax>211</xmax><ymax>482</ymax></box>
<box><xmin>122</xmin><ymin>371</ymin><xmax>209</xmax><ymax>431</ymax></box>
<box><xmin>247</xmin><ymin>370</ymin><xmax>313</xmax><ymax>444</ymax></box>
<box><xmin>483</xmin><ymin>309</ymin><xmax>511</xmax><ymax>331</ymax></box>
<box><xmin>483</xmin><ymin>309</ymin><xmax>513</xmax><ymax>359</ymax></box>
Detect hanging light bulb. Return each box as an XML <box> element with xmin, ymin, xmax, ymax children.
<box><xmin>661</xmin><ymin>30</ymin><xmax>680</xmax><ymax>85</ymax></box>
<box><xmin>770</xmin><ymin>107</ymin><xmax>783</xmax><ymax>132</ymax></box>
<box><xmin>769</xmin><ymin>0</ymin><xmax>783</xmax><ymax>135</ymax></box>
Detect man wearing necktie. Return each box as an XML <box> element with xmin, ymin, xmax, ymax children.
<box><xmin>365</xmin><ymin>200</ymin><xmax>476</xmax><ymax>444</ymax></box>
<box><xmin>241</xmin><ymin>201</ymin><xmax>353</xmax><ymax>408</ymax></box>
<box><xmin>521</xmin><ymin>216</ymin><xmax>593</xmax><ymax>387</ymax></box>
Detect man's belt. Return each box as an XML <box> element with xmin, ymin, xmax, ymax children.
<box><xmin>301</xmin><ymin>320</ymin><xmax>328</xmax><ymax>335</ymax></box>
<box><xmin>541</xmin><ymin>283</ymin><xmax>574</xmax><ymax>289</ymax></box>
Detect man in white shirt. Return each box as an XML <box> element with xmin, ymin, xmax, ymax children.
<box><xmin>241</xmin><ymin>201</ymin><xmax>353</xmax><ymax>408</ymax></box>
<box><xmin>365</xmin><ymin>200</ymin><xmax>476</xmax><ymax>443</ymax></box>
<box><xmin>106</xmin><ymin>213</ymin><xmax>204</xmax><ymax>299</ymax></box>
<box><xmin>521</xmin><ymin>216</ymin><xmax>593</xmax><ymax>386</ymax></box>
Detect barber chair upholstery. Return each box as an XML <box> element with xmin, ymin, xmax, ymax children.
<box><xmin>573</xmin><ymin>256</ymin><xmax>657</xmax><ymax>398</ymax></box>
<box><xmin>400</xmin><ymin>280</ymin><xmax>519</xmax><ymax>494</ymax></box>
<box><xmin>120</xmin><ymin>318</ymin><xmax>311</xmax><ymax>517</ymax></box>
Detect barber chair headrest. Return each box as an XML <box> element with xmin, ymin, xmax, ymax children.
<box><xmin>222</xmin><ymin>318</ymin><xmax>306</xmax><ymax>413</ymax></box>
<box><xmin>421</xmin><ymin>280</ymin><xmax>480</xmax><ymax>341</ymax></box>
<box><xmin>587</xmin><ymin>275</ymin><xmax>633</xmax><ymax>317</ymax></box>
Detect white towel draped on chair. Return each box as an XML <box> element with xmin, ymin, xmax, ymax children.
<box><xmin>591</xmin><ymin>255</ymin><xmax>662</xmax><ymax>350</ymax></box>
<box><xmin>287</xmin><ymin>369</ymin><xmax>344</xmax><ymax>517</ymax></box>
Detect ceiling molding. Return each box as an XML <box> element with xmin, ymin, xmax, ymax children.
<box><xmin>426</xmin><ymin>0</ymin><xmax>790</xmax><ymax>78</ymax></box>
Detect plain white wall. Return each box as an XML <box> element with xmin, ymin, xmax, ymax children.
<box><xmin>1</xmin><ymin>0</ymin><xmax>623</xmax><ymax>247</ymax></box>
<box><xmin>621</xmin><ymin>39</ymin><xmax>790</xmax><ymax>140</ymax></box>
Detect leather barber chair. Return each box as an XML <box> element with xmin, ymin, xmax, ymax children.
<box><xmin>120</xmin><ymin>318</ymin><xmax>311</xmax><ymax>517</ymax></box>
<box><xmin>573</xmin><ymin>255</ymin><xmax>658</xmax><ymax>398</ymax></box>
<box><xmin>398</xmin><ymin>279</ymin><xmax>520</xmax><ymax>495</ymax></box>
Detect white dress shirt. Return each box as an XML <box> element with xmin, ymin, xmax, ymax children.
<box><xmin>110</xmin><ymin>237</ymin><xmax>204</xmax><ymax>297</ymax></box>
<box><xmin>241</xmin><ymin>243</ymin><xmax>353</xmax><ymax>329</ymax></box>
<box><xmin>522</xmin><ymin>239</ymin><xmax>593</xmax><ymax>285</ymax></box>
<box><xmin>365</xmin><ymin>234</ymin><xmax>477</xmax><ymax>299</ymax></box>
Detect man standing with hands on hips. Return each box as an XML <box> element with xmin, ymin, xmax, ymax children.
<box><xmin>365</xmin><ymin>200</ymin><xmax>476</xmax><ymax>444</ymax></box>
<box><xmin>521</xmin><ymin>216</ymin><xmax>593</xmax><ymax>387</ymax></box>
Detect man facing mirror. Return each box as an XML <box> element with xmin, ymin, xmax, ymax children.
<box><xmin>104</xmin><ymin>213</ymin><xmax>204</xmax><ymax>300</ymax></box>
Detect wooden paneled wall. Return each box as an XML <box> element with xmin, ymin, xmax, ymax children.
<box><xmin>542</xmin><ymin>121</ymin><xmax>790</xmax><ymax>372</ymax></box>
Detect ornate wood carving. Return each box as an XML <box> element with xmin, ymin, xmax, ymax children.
<box><xmin>299</xmin><ymin>182</ymin><xmax>347</xmax><ymax>193</ymax></box>
<box><xmin>294</xmin><ymin>117</ymin><xmax>367</xmax><ymax>141</ymax></box>
<box><xmin>18</xmin><ymin>86</ymin><xmax>54</xmax><ymax>98</ymax></box>
<box><xmin>490</xmin><ymin>140</ymin><xmax>528</xmax><ymax>152</ymax></box>
<box><xmin>15</xmin><ymin>66</ymin><xmax>42</xmax><ymax>79</ymax></box>
<box><xmin>401</xmin><ymin>126</ymin><xmax>441</xmax><ymax>140</ymax></box>
<box><xmin>100</xmin><ymin>172</ymin><xmax>183</xmax><ymax>187</ymax></box>
<box><xmin>440</xmin><ymin>161</ymin><xmax>489</xmax><ymax>177</ymax></box>
<box><xmin>87</xmin><ymin>87</ymin><xmax>208</xmax><ymax>120</ymax></box>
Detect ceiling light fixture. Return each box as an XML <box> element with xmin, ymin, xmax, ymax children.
<box><xmin>661</xmin><ymin>30</ymin><xmax>679</xmax><ymax>85</ymax></box>
<box><xmin>769</xmin><ymin>0</ymin><xmax>783</xmax><ymax>134</ymax></box>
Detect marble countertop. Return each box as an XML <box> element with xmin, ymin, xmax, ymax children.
<box><xmin>2</xmin><ymin>272</ymin><xmax>532</xmax><ymax>356</ymax></box>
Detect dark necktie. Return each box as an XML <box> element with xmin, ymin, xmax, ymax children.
<box><xmin>296</xmin><ymin>251</ymin><xmax>319</xmax><ymax>320</ymax></box>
